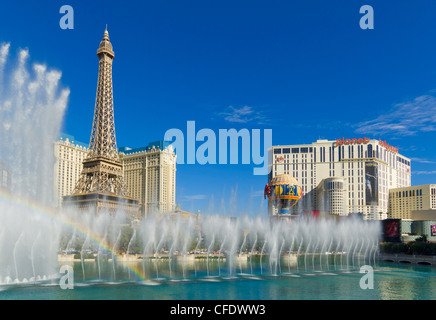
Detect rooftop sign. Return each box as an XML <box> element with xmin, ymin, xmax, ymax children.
<box><xmin>335</xmin><ymin>137</ymin><xmax>398</xmax><ymax>153</ymax></box>
<box><xmin>335</xmin><ymin>137</ymin><xmax>370</xmax><ymax>146</ymax></box>
<box><xmin>378</xmin><ymin>139</ymin><xmax>399</xmax><ymax>153</ymax></box>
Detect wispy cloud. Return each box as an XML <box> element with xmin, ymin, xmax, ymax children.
<box><xmin>410</xmin><ymin>157</ymin><xmax>436</xmax><ymax>164</ymax></box>
<box><xmin>355</xmin><ymin>95</ymin><xmax>436</xmax><ymax>136</ymax></box>
<box><xmin>218</xmin><ymin>105</ymin><xmax>270</xmax><ymax>125</ymax></box>
<box><xmin>413</xmin><ymin>170</ymin><xmax>436</xmax><ymax>175</ymax></box>
<box><xmin>182</xmin><ymin>194</ymin><xmax>208</xmax><ymax>201</ymax></box>
<box><xmin>250</xmin><ymin>189</ymin><xmax>265</xmax><ymax>198</ymax></box>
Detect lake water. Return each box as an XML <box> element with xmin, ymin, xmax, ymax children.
<box><xmin>0</xmin><ymin>258</ymin><xmax>435</xmax><ymax>300</ymax></box>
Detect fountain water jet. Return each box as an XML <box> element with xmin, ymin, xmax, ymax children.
<box><xmin>250</xmin><ymin>234</ymin><xmax>258</xmax><ymax>275</ymax></box>
<box><xmin>193</xmin><ymin>231</ymin><xmax>202</xmax><ymax>278</ymax></box>
<box><xmin>217</xmin><ymin>235</ymin><xmax>227</xmax><ymax>277</ymax></box>
<box><xmin>81</xmin><ymin>232</ymin><xmax>90</xmax><ymax>281</ymax></box>
<box><xmin>238</xmin><ymin>232</ymin><xmax>247</xmax><ymax>274</ymax></box>
<box><xmin>30</xmin><ymin>232</ymin><xmax>41</xmax><ymax>285</ymax></box>
<box><xmin>0</xmin><ymin>42</ymin><xmax>68</xmax><ymax>285</ymax></box>
<box><xmin>13</xmin><ymin>231</ymin><xmax>24</xmax><ymax>283</ymax></box>
<box><xmin>126</xmin><ymin>229</ymin><xmax>137</xmax><ymax>280</ymax></box>
<box><xmin>112</xmin><ymin>230</ymin><xmax>121</xmax><ymax>281</ymax></box>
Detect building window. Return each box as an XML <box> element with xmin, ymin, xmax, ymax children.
<box><xmin>367</xmin><ymin>144</ymin><xmax>373</xmax><ymax>158</ymax></box>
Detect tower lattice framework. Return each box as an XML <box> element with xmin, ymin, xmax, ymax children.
<box><xmin>73</xmin><ymin>28</ymin><xmax>128</xmax><ymax>197</ymax></box>
<box><xmin>64</xmin><ymin>29</ymin><xmax>138</xmax><ymax>218</ymax></box>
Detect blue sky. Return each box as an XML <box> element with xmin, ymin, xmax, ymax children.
<box><xmin>1</xmin><ymin>0</ymin><xmax>436</xmax><ymax>216</ymax></box>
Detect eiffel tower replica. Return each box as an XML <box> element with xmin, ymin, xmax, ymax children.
<box><xmin>63</xmin><ymin>28</ymin><xmax>139</xmax><ymax>219</ymax></box>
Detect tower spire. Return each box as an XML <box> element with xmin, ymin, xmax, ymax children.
<box><xmin>88</xmin><ymin>28</ymin><xmax>116</xmax><ymax>160</ymax></box>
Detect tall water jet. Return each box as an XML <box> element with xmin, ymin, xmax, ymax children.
<box><xmin>154</xmin><ymin>221</ymin><xmax>168</xmax><ymax>280</ymax></box>
<box><xmin>169</xmin><ymin>217</ymin><xmax>182</xmax><ymax>279</ymax></box>
<box><xmin>224</xmin><ymin>219</ymin><xmax>240</xmax><ymax>278</ymax></box>
<box><xmin>81</xmin><ymin>232</ymin><xmax>90</xmax><ymax>281</ymax></box>
<box><xmin>126</xmin><ymin>229</ymin><xmax>137</xmax><ymax>280</ymax></box>
<box><xmin>277</xmin><ymin>238</ymin><xmax>285</xmax><ymax>275</ymax></box>
<box><xmin>193</xmin><ymin>231</ymin><xmax>202</xmax><ymax>278</ymax></box>
<box><xmin>30</xmin><ymin>231</ymin><xmax>41</xmax><ymax>284</ymax></box>
<box><xmin>250</xmin><ymin>233</ymin><xmax>258</xmax><ymax>275</ymax></box>
<box><xmin>239</xmin><ymin>232</ymin><xmax>248</xmax><ymax>274</ymax></box>
<box><xmin>206</xmin><ymin>234</ymin><xmax>215</xmax><ymax>277</ymax></box>
<box><xmin>325</xmin><ymin>236</ymin><xmax>333</xmax><ymax>270</ymax></box>
<box><xmin>311</xmin><ymin>239</ymin><xmax>318</xmax><ymax>272</ymax></box>
<box><xmin>180</xmin><ymin>218</ymin><xmax>194</xmax><ymax>280</ymax></box>
<box><xmin>112</xmin><ymin>230</ymin><xmax>122</xmax><ymax>281</ymax></box>
<box><xmin>140</xmin><ymin>215</ymin><xmax>157</xmax><ymax>279</ymax></box>
<box><xmin>333</xmin><ymin>238</ymin><xmax>341</xmax><ymax>270</ymax></box>
<box><xmin>65</xmin><ymin>230</ymin><xmax>77</xmax><ymax>256</ymax></box>
<box><xmin>287</xmin><ymin>235</ymin><xmax>295</xmax><ymax>273</ymax></box>
<box><xmin>217</xmin><ymin>235</ymin><xmax>227</xmax><ymax>277</ymax></box>
<box><xmin>260</xmin><ymin>240</ymin><xmax>267</xmax><ymax>275</ymax></box>
<box><xmin>304</xmin><ymin>238</ymin><xmax>311</xmax><ymax>272</ymax></box>
<box><xmin>97</xmin><ymin>230</ymin><xmax>108</xmax><ymax>281</ymax></box>
<box><xmin>296</xmin><ymin>236</ymin><xmax>303</xmax><ymax>272</ymax></box>
<box><xmin>13</xmin><ymin>231</ymin><xmax>24</xmax><ymax>283</ymax></box>
<box><xmin>0</xmin><ymin>42</ymin><xmax>69</xmax><ymax>284</ymax></box>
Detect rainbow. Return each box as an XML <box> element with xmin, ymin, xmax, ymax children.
<box><xmin>0</xmin><ymin>189</ymin><xmax>147</xmax><ymax>282</ymax></box>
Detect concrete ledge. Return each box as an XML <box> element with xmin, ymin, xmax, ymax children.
<box><xmin>378</xmin><ymin>254</ymin><xmax>436</xmax><ymax>266</ymax></box>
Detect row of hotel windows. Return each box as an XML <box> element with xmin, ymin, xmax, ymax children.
<box><xmin>274</xmin><ymin>147</ymin><xmax>313</xmax><ymax>154</ymax></box>
<box><xmin>393</xmin><ymin>189</ymin><xmax>423</xmax><ymax>198</ymax></box>
<box><xmin>326</xmin><ymin>181</ymin><xmax>344</xmax><ymax>190</ymax></box>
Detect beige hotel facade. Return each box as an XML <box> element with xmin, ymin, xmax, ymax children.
<box><xmin>54</xmin><ymin>136</ymin><xmax>176</xmax><ymax>216</ymax></box>
<box><xmin>119</xmin><ymin>142</ymin><xmax>177</xmax><ymax>216</ymax></box>
<box><xmin>54</xmin><ymin>134</ymin><xmax>88</xmax><ymax>207</ymax></box>
<box><xmin>389</xmin><ymin>184</ymin><xmax>436</xmax><ymax>220</ymax></box>
<box><xmin>269</xmin><ymin>137</ymin><xmax>411</xmax><ymax>220</ymax></box>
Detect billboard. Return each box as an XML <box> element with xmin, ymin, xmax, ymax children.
<box><xmin>431</xmin><ymin>225</ymin><xmax>436</xmax><ymax>237</ymax></box>
<box><xmin>365</xmin><ymin>161</ymin><xmax>379</xmax><ymax>206</ymax></box>
<box><xmin>383</xmin><ymin>219</ymin><xmax>401</xmax><ymax>242</ymax></box>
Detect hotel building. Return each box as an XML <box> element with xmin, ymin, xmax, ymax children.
<box><xmin>55</xmin><ymin>136</ymin><xmax>177</xmax><ymax>215</ymax></box>
<box><xmin>389</xmin><ymin>184</ymin><xmax>436</xmax><ymax>220</ymax></box>
<box><xmin>269</xmin><ymin>137</ymin><xmax>411</xmax><ymax>220</ymax></box>
<box><xmin>54</xmin><ymin>134</ymin><xmax>88</xmax><ymax>207</ymax></box>
<box><xmin>119</xmin><ymin>141</ymin><xmax>177</xmax><ymax>216</ymax></box>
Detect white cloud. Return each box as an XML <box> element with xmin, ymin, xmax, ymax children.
<box><xmin>182</xmin><ymin>194</ymin><xmax>208</xmax><ymax>201</ymax></box>
<box><xmin>413</xmin><ymin>170</ymin><xmax>436</xmax><ymax>175</ymax></box>
<box><xmin>219</xmin><ymin>105</ymin><xmax>270</xmax><ymax>125</ymax></box>
<box><xmin>409</xmin><ymin>157</ymin><xmax>436</xmax><ymax>164</ymax></box>
<box><xmin>355</xmin><ymin>95</ymin><xmax>436</xmax><ymax>136</ymax></box>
